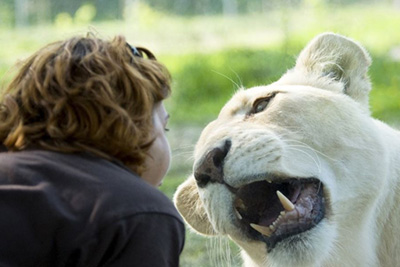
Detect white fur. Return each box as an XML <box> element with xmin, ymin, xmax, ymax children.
<box><xmin>174</xmin><ymin>33</ymin><xmax>400</xmax><ymax>266</ymax></box>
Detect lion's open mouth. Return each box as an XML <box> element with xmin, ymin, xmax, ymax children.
<box><xmin>233</xmin><ymin>177</ymin><xmax>325</xmax><ymax>250</ymax></box>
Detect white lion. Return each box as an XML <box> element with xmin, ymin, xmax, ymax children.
<box><xmin>174</xmin><ymin>33</ymin><xmax>400</xmax><ymax>267</ymax></box>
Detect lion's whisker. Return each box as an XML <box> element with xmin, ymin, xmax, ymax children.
<box><xmin>285</xmin><ymin>146</ymin><xmax>322</xmax><ymax>174</ymax></box>
<box><xmin>171</xmin><ymin>150</ymin><xmax>194</xmax><ymax>157</ymax></box>
<box><xmin>211</xmin><ymin>69</ymin><xmax>242</xmax><ymax>90</ymax></box>
<box><xmin>282</xmin><ymin>138</ymin><xmax>339</xmax><ymax>162</ymax></box>
<box><xmin>229</xmin><ymin>67</ymin><xmax>244</xmax><ymax>89</ymax></box>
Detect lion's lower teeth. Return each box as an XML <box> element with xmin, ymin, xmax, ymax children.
<box><xmin>250</xmin><ymin>211</ymin><xmax>288</xmax><ymax>237</ymax></box>
<box><xmin>234</xmin><ymin>208</ymin><xmax>243</xmax><ymax>220</ymax></box>
<box><xmin>250</xmin><ymin>223</ymin><xmax>272</xmax><ymax>237</ymax></box>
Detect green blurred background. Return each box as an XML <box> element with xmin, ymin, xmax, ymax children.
<box><xmin>1</xmin><ymin>0</ymin><xmax>399</xmax><ymax>266</ymax></box>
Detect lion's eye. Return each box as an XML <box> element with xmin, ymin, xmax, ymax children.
<box><xmin>251</xmin><ymin>93</ymin><xmax>277</xmax><ymax>114</ymax></box>
<box><xmin>254</xmin><ymin>99</ymin><xmax>270</xmax><ymax>113</ymax></box>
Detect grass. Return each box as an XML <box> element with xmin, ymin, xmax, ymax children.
<box><xmin>1</xmin><ymin>3</ymin><xmax>399</xmax><ymax>266</ymax></box>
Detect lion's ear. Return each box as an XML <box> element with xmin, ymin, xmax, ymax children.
<box><xmin>290</xmin><ymin>32</ymin><xmax>372</xmax><ymax>107</ymax></box>
<box><xmin>173</xmin><ymin>176</ymin><xmax>216</xmax><ymax>236</ymax></box>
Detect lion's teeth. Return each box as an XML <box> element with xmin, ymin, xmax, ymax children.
<box><xmin>276</xmin><ymin>190</ymin><xmax>295</xmax><ymax>211</ymax></box>
<box><xmin>234</xmin><ymin>208</ymin><xmax>242</xmax><ymax>220</ymax></box>
<box><xmin>250</xmin><ymin>223</ymin><xmax>272</xmax><ymax>237</ymax></box>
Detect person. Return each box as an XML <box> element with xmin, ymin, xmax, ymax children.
<box><xmin>0</xmin><ymin>34</ymin><xmax>185</xmax><ymax>266</ymax></box>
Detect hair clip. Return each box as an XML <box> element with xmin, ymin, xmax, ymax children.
<box><xmin>126</xmin><ymin>43</ymin><xmax>143</xmax><ymax>58</ymax></box>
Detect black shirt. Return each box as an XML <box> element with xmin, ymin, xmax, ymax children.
<box><xmin>0</xmin><ymin>149</ymin><xmax>185</xmax><ymax>266</ymax></box>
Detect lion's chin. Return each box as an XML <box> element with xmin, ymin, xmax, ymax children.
<box><xmin>232</xmin><ymin>176</ymin><xmax>326</xmax><ymax>251</ymax></box>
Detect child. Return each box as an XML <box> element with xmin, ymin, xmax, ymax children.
<box><xmin>0</xmin><ymin>35</ymin><xmax>184</xmax><ymax>266</ymax></box>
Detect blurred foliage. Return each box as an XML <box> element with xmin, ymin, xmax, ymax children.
<box><xmin>162</xmin><ymin>48</ymin><xmax>294</xmax><ymax>124</ymax></box>
<box><xmin>144</xmin><ymin>0</ymin><xmax>301</xmax><ymax>15</ymax></box>
<box><xmin>124</xmin><ymin>2</ymin><xmax>165</xmax><ymax>28</ymax></box>
<box><xmin>369</xmin><ymin>56</ymin><xmax>400</xmax><ymax>122</ymax></box>
<box><xmin>54</xmin><ymin>12</ymin><xmax>74</xmax><ymax>28</ymax></box>
<box><xmin>1</xmin><ymin>2</ymin><xmax>399</xmax><ymax>126</ymax></box>
<box><xmin>162</xmin><ymin>47</ymin><xmax>400</xmax><ymax>126</ymax></box>
<box><xmin>74</xmin><ymin>4</ymin><xmax>97</xmax><ymax>25</ymax></box>
<box><xmin>0</xmin><ymin>0</ymin><xmax>124</xmax><ymax>27</ymax></box>
<box><xmin>0</xmin><ymin>0</ymin><xmax>14</xmax><ymax>27</ymax></box>
<box><xmin>1</xmin><ymin>0</ymin><xmax>395</xmax><ymax>28</ymax></box>
<box><xmin>54</xmin><ymin>3</ymin><xmax>97</xmax><ymax>28</ymax></box>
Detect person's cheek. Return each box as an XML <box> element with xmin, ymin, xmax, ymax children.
<box><xmin>161</xmin><ymin>134</ymin><xmax>171</xmax><ymax>179</ymax></box>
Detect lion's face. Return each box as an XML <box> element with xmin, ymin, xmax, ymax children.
<box><xmin>174</xmin><ymin>33</ymin><xmax>389</xmax><ymax>266</ymax></box>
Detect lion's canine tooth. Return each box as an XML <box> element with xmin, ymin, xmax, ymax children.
<box><xmin>250</xmin><ymin>223</ymin><xmax>272</xmax><ymax>237</ymax></box>
<box><xmin>276</xmin><ymin>190</ymin><xmax>295</xmax><ymax>211</ymax></box>
<box><xmin>234</xmin><ymin>208</ymin><xmax>242</xmax><ymax>220</ymax></box>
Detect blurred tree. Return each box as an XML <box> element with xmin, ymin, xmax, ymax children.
<box><xmin>145</xmin><ymin>0</ymin><xmax>304</xmax><ymax>15</ymax></box>
<box><xmin>92</xmin><ymin>0</ymin><xmax>124</xmax><ymax>20</ymax></box>
<box><xmin>5</xmin><ymin>0</ymin><xmax>308</xmax><ymax>27</ymax></box>
<box><xmin>0</xmin><ymin>0</ymin><xmax>15</xmax><ymax>27</ymax></box>
<box><xmin>4</xmin><ymin>0</ymin><xmax>395</xmax><ymax>28</ymax></box>
<box><xmin>74</xmin><ymin>4</ymin><xmax>97</xmax><ymax>24</ymax></box>
<box><xmin>51</xmin><ymin>0</ymin><xmax>124</xmax><ymax>21</ymax></box>
<box><xmin>222</xmin><ymin>0</ymin><xmax>238</xmax><ymax>15</ymax></box>
<box><xmin>15</xmin><ymin>0</ymin><xmax>29</xmax><ymax>27</ymax></box>
<box><xmin>50</xmin><ymin>0</ymin><xmax>82</xmax><ymax>21</ymax></box>
<box><xmin>145</xmin><ymin>0</ymin><xmax>222</xmax><ymax>15</ymax></box>
<box><xmin>326</xmin><ymin>0</ymin><xmax>377</xmax><ymax>4</ymax></box>
<box><xmin>36</xmin><ymin>0</ymin><xmax>51</xmax><ymax>24</ymax></box>
<box><xmin>5</xmin><ymin>0</ymin><xmax>125</xmax><ymax>27</ymax></box>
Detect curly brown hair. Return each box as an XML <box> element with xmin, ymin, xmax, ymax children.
<box><xmin>0</xmin><ymin>35</ymin><xmax>171</xmax><ymax>175</ymax></box>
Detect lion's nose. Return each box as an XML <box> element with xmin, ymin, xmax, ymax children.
<box><xmin>194</xmin><ymin>139</ymin><xmax>232</xmax><ymax>188</ymax></box>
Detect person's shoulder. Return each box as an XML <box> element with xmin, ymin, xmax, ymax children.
<box><xmin>102</xmin><ymin>163</ymin><xmax>183</xmax><ymax>223</ymax></box>
<box><xmin>0</xmin><ymin>149</ymin><xmax>181</xmax><ymax>221</ymax></box>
